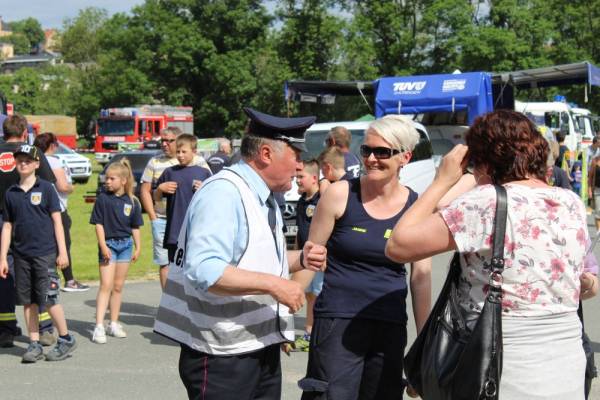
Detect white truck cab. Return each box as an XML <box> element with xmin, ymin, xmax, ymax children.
<box><xmin>515</xmin><ymin>100</ymin><xmax>582</xmax><ymax>150</ymax></box>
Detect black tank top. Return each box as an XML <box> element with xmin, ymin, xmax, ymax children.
<box><xmin>595</xmin><ymin>166</ymin><xmax>600</xmax><ymax>188</ymax></box>
<box><xmin>314</xmin><ymin>178</ymin><xmax>417</xmax><ymax>324</ymax></box>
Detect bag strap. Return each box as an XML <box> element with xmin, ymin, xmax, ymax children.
<box><xmin>489</xmin><ymin>185</ymin><xmax>508</xmax><ymax>295</ymax></box>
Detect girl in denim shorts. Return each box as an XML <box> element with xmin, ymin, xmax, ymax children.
<box><xmin>89</xmin><ymin>159</ymin><xmax>143</xmax><ymax>344</ymax></box>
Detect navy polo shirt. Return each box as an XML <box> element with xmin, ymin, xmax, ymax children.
<box><xmin>4</xmin><ymin>178</ymin><xmax>61</xmax><ymax>257</ymax></box>
<box><xmin>90</xmin><ymin>192</ymin><xmax>144</xmax><ymax>239</ymax></box>
<box><xmin>156</xmin><ymin>165</ymin><xmax>211</xmax><ymax>247</ymax></box>
<box><xmin>296</xmin><ymin>192</ymin><xmax>320</xmax><ymax>249</ymax></box>
<box><xmin>343</xmin><ymin>152</ymin><xmax>361</xmax><ymax>180</ymax></box>
<box><xmin>207</xmin><ymin>151</ymin><xmax>231</xmax><ymax>174</ymax></box>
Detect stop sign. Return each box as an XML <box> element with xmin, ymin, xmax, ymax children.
<box><xmin>0</xmin><ymin>152</ymin><xmax>15</xmax><ymax>173</ymax></box>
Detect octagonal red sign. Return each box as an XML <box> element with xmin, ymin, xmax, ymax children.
<box><xmin>0</xmin><ymin>152</ymin><xmax>15</xmax><ymax>173</ymax></box>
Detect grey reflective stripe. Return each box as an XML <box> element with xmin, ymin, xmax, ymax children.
<box><xmin>156</xmin><ymin>305</ymin><xmax>292</xmax><ymax>347</ymax></box>
<box><xmin>164</xmin><ymin>280</ymin><xmax>269</xmax><ymax>318</ymax></box>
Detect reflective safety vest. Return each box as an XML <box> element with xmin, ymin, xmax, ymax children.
<box><xmin>154</xmin><ymin>169</ymin><xmax>294</xmax><ymax>355</ymax></box>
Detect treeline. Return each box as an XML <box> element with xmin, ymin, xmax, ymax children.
<box><xmin>2</xmin><ymin>0</ymin><xmax>600</xmax><ymax>137</ymax></box>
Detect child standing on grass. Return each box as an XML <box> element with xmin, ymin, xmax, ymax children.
<box><xmin>293</xmin><ymin>160</ymin><xmax>322</xmax><ymax>352</ymax></box>
<box><xmin>154</xmin><ymin>134</ymin><xmax>211</xmax><ymax>263</ymax></box>
<box><xmin>0</xmin><ymin>145</ymin><xmax>76</xmax><ymax>362</ymax></box>
<box><xmin>90</xmin><ymin>159</ymin><xmax>143</xmax><ymax>344</ymax></box>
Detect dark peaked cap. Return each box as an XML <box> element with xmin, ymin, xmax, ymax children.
<box><xmin>243</xmin><ymin>107</ymin><xmax>316</xmax><ymax>152</ymax></box>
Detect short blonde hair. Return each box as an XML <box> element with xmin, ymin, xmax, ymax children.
<box><xmin>328</xmin><ymin>126</ymin><xmax>351</xmax><ymax>148</ymax></box>
<box><xmin>302</xmin><ymin>159</ymin><xmax>319</xmax><ymax>177</ymax></box>
<box><xmin>367</xmin><ymin>115</ymin><xmax>419</xmax><ymax>152</ymax></box>
<box><xmin>318</xmin><ymin>147</ymin><xmax>345</xmax><ymax>170</ymax></box>
<box><xmin>176</xmin><ymin>133</ymin><xmax>197</xmax><ymax>149</ymax></box>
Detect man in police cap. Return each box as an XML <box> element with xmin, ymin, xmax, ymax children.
<box><xmin>154</xmin><ymin>108</ymin><xmax>326</xmax><ymax>400</ymax></box>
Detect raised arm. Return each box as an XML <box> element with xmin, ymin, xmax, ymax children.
<box><xmin>385</xmin><ymin>145</ymin><xmax>467</xmax><ymax>263</ymax></box>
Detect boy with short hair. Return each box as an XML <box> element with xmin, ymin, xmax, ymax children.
<box><xmin>0</xmin><ymin>145</ymin><xmax>76</xmax><ymax>362</ymax></box>
<box><xmin>318</xmin><ymin>146</ymin><xmax>347</xmax><ymax>193</ymax></box>
<box><xmin>154</xmin><ymin>134</ymin><xmax>212</xmax><ymax>262</ymax></box>
<box><xmin>293</xmin><ymin>159</ymin><xmax>322</xmax><ymax>351</ymax></box>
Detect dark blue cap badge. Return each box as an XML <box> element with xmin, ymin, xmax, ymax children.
<box><xmin>243</xmin><ymin>107</ymin><xmax>316</xmax><ymax>152</ymax></box>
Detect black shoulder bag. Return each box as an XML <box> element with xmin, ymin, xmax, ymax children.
<box><xmin>404</xmin><ymin>184</ymin><xmax>507</xmax><ymax>400</ymax></box>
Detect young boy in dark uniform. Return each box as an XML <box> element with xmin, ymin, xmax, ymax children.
<box><xmin>0</xmin><ymin>115</ymin><xmax>57</xmax><ymax>348</ymax></box>
<box><xmin>0</xmin><ymin>145</ymin><xmax>76</xmax><ymax>362</ymax></box>
<box><xmin>293</xmin><ymin>159</ymin><xmax>322</xmax><ymax>351</ymax></box>
<box><xmin>154</xmin><ymin>134</ymin><xmax>212</xmax><ymax>262</ymax></box>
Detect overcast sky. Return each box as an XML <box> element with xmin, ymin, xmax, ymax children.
<box><xmin>0</xmin><ymin>0</ymin><xmax>145</xmax><ymax>29</ymax></box>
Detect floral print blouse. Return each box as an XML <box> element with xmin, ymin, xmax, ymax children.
<box><xmin>440</xmin><ymin>183</ymin><xmax>587</xmax><ymax>317</ymax></box>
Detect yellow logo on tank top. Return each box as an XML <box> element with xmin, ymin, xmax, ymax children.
<box><xmin>352</xmin><ymin>227</ymin><xmax>367</xmax><ymax>233</ymax></box>
<box><xmin>384</xmin><ymin>229</ymin><xmax>392</xmax><ymax>239</ymax></box>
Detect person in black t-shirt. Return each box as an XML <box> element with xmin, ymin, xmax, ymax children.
<box><xmin>0</xmin><ymin>115</ymin><xmax>57</xmax><ymax>348</ymax></box>
<box><xmin>155</xmin><ymin>134</ymin><xmax>211</xmax><ymax>262</ymax></box>
<box><xmin>90</xmin><ymin>159</ymin><xmax>143</xmax><ymax>344</ymax></box>
<box><xmin>325</xmin><ymin>126</ymin><xmax>361</xmax><ymax>179</ymax></box>
<box><xmin>206</xmin><ymin>138</ymin><xmax>232</xmax><ymax>174</ymax></box>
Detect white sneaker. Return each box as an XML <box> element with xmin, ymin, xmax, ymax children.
<box><xmin>92</xmin><ymin>325</ymin><xmax>107</xmax><ymax>344</ymax></box>
<box><xmin>107</xmin><ymin>322</ymin><xmax>127</xmax><ymax>338</ymax></box>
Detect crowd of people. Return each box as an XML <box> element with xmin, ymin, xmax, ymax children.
<box><xmin>0</xmin><ymin>108</ymin><xmax>598</xmax><ymax>400</ymax></box>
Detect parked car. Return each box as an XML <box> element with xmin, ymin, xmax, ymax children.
<box><xmin>52</xmin><ymin>142</ymin><xmax>93</xmax><ymax>184</ymax></box>
<box><xmin>97</xmin><ymin>150</ymin><xmax>160</xmax><ymax>199</ymax></box>
<box><xmin>282</xmin><ymin>120</ymin><xmax>437</xmax><ymax>249</ymax></box>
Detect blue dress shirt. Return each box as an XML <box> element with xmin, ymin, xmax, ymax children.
<box><xmin>183</xmin><ymin>160</ymin><xmax>280</xmax><ymax>290</ymax></box>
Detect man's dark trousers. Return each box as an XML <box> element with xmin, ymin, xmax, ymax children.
<box><xmin>179</xmin><ymin>343</ymin><xmax>282</xmax><ymax>400</ymax></box>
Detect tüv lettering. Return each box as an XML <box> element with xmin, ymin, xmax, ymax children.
<box><xmin>393</xmin><ymin>81</ymin><xmax>426</xmax><ymax>93</ymax></box>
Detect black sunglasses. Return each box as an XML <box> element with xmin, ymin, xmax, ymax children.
<box><xmin>161</xmin><ymin>138</ymin><xmax>176</xmax><ymax>144</ymax></box>
<box><xmin>360</xmin><ymin>145</ymin><xmax>401</xmax><ymax>160</ymax></box>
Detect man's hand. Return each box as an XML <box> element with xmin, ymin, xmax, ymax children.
<box><xmin>303</xmin><ymin>241</ymin><xmax>327</xmax><ymax>271</ymax></box>
<box><xmin>158</xmin><ymin>181</ymin><xmax>178</xmax><ymax>194</ymax></box>
<box><xmin>0</xmin><ymin>259</ymin><xmax>8</xmax><ymax>279</ymax></box>
<box><xmin>56</xmin><ymin>252</ymin><xmax>69</xmax><ymax>270</ymax></box>
<box><xmin>270</xmin><ymin>278</ymin><xmax>305</xmax><ymax>313</ymax></box>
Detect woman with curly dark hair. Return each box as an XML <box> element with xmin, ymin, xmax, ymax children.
<box><xmin>386</xmin><ymin>109</ymin><xmax>597</xmax><ymax>399</ymax></box>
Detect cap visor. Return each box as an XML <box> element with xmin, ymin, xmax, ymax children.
<box><xmin>289</xmin><ymin>142</ymin><xmax>307</xmax><ymax>152</ymax></box>
<box><xmin>13</xmin><ymin>151</ymin><xmax>34</xmax><ymax>159</ymax></box>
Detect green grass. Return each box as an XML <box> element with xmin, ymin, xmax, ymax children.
<box><xmin>69</xmin><ymin>155</ymin><xmax>158</xmax><ymax>282</ymax></box>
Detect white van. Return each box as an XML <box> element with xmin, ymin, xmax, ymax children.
<box><xmin>282</xmin><ymin>120</ymin><xmax>437</xmax><ymax>247</ymax></box>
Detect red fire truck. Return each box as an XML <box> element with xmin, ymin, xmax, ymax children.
<box><xmin>94</xmin><ymin>105</ymin><xmax>194</xmax><ymax>164</ymax></box>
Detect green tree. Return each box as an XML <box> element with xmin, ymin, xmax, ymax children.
<box><xmin>90</xmin><ymin>0</ymin><xmax>290</xmax><ymax>137</ymax></box>
<box><xmin>343</xmin><ymin>0</ymin><xmax>424</xmax><ymax>76</ymax></box>
<box><xmin>460</xmin><ymin>0</ymin><xmax>553</xmax><ymax>72</ymax></box>
<box><xmin>11</xmin><ymin>18</ymin><xmax>45</xmax><ymax>52</ymax></box>
<box><xmin>2</xmin><ymin>33</ymin><xmax>30</xmax><ymax>55</ymax></box>
<box><xmin>276</xmin><ymin>0</ymin><xmax>344</xmax><ymax>80</ymax></box>
<box><xmin>60</xmin><ymin>7</ymin><xmax>109</xmax><ymax>63</ymax></box>
<box><xmin>419</xmin><ymin>0</ymin><xmax>475</xmax><ymax>73</ymax></box>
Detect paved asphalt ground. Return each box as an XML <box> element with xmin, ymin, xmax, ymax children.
<box><xmin>1</xmin><ymin>250</ymin><xmax>599</xmax><ymax>399</ymax></box>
